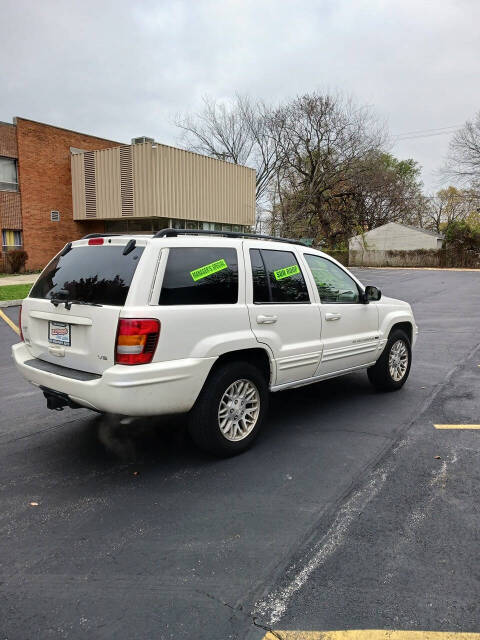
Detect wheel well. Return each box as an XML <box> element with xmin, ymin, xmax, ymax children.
<box><xmin>213</xmin><ymin>348</ymin><xmax>272</xmax><ymax>384</ymax></box>
<box><xmin>389</xmin><ymin>321</ymin><xmax>413</xmax><ymax>343</ymax></box>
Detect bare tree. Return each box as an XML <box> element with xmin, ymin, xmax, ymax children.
<box><xmin>176</xmin><ymin>95</ymin><xmax>280</xmax><ymax>206</ymax></box>
<box><xmin>443</xmin><ymin>112</ymin><xmax>480</xmax><ymax>187</ymax></box>
<box><xmin>176</xmin><ymin>91</ymin><xmax>426</xmax><ymax>245</ymax></box>
<box><xmin>267</xmin><ymin>92</ymin><xmax>388</xmax><ymax>243</ymax></box>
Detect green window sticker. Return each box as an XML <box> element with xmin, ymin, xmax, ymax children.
<box><xmin>190</xmin><ymin>258</ymin><xmax>228</xmax><ymax>282</ymax></box>
<box><xmin>273</xmin><ymin>264</ymin><xmax>300</xmax><ymax>280</ymax></box>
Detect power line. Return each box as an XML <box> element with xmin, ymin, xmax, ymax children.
<box><xmin>395</xmin><ymin>131</ymin><xmax>460</xmax><ymax>142</ymax></box>
<box><xmin>393</xmin><ymin>124</ymin><xmax>463</xmax><ymax>137</ymax></box>
<box><xmin>393</xmin><ymin>124</ymin><xmax>462</xmax><ymax>143</ymax></box>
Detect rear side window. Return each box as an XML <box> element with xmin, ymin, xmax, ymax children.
<box><xmin>29</xmin><ymin>245</ymin><xmax>144</xmax><ymax>306</ymax></box>
<box><xmin>159</xmin><ymin>247</ymin><xmax>238</xmax><ymax>305</ymax></box>
<box><xmin>250</xmin><ymin>248</ymin><xmax>309</xmax><ymax>303</ymax></box>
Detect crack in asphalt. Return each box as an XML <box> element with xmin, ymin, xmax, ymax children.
<box><xmin>195</xmin><ymin>589</ymin><xmax>283</xmax><ymax>639</ymax></box>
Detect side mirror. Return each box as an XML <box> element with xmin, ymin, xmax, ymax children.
<box><xmin>364</xmin><ymin>285</ymin><xmax>381</xmax><ymax>303</ymax></box>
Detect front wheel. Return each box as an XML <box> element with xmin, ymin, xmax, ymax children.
<box><xmin>367</xmin><ymin>330</ymin><xmax>411</xmax><ymax>391</ymax></box>
<box><xmin>188</xmin><ymin>361</ymin><xmax>269</xmax><ymax>457</ymax></box>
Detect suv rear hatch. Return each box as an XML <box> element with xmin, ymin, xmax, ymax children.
<box><xmin>23</xmin><ymin>237</ymin><xmax>146</xmax><ymax>375</ymax></box>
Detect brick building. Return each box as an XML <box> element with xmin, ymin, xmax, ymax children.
<box><xmin>0</xmin><ymin>118</ymin><xmax>255</xmax><ymax>272</ymax></box>
<box><xmin>0</xmin><ymin>118</ymin><xmax>120</xmax><ymax>271</ymax></box>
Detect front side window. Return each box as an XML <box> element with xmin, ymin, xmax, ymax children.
<box><xmin>0</xmin><ymin>156</ymin><xmax>18</xmax><ymax>191</ymax></box>
<box><xmin>304</xmin><ymin>254</ymin><xmax>360</xmax><ymax>304</ymax></box>
<box><xmin>159</xmin><ymin>247</ymin><xmax>238</xmax><ymax>305</ymax></box>
<box><xmin>250</xmin><ymin>248</ymin><xmax>309</xmax><ymax>303</ymax></box>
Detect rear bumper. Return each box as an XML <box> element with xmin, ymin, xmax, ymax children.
<box><xmin>12</xmin><ymin>342</ymin><xmax>216</xmax><ymax>416</ymax></box>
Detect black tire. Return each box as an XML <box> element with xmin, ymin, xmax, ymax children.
<box><xmin>367</xmin><ymin>329</ymin><xmax>412</xmax><ymax>391</ymax></box>
<box><xmin>188</xmin><ymin>361</ymin><xmax>269</xmax><ymax>457</ymax></box>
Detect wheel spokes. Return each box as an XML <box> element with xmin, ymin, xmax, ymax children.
<box><xmin>217</xmin><ymin>378</ymin><xmax>261</xmax><ymax>442</ymax></box>
<box><xmin>388</xmin><ymin>339</ymin><xmax>409</xmax><ymax>381</ymax></box>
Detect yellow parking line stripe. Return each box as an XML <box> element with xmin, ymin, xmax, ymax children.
<box><xmin>434</xmin><ymin>424</ymin><xmax>480</xmax><ymax>430</ymax></box>
<box><xmin>263</xmin><ymin>631</ymin><xmax>480</xmax><ymax>639</ymax></box>
<box><xmin>0</xmin><ymin>309</ymin><xmax>20</xmax><ymax>335</ymax></box>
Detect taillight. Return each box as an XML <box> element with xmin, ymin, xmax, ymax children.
<box><xmin>115</xmin><ymin>318</ymin><xmax>160</xmax><ymax>365</ymax></box>
<box><xmin>19</xmin><ymin>306</ymin><xmax>24</xmax><ymax>341</ymax></box>
<box><xmin>88</xmin><ymin>238</ymin><xmax>104</xmax><ymax>245</ymax></box>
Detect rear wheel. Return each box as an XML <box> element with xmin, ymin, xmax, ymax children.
<box><xmin>367</xmin><ymin>329</ymin><xmax>411</xmax><ymax>391</ymax></box>
<box><xmin>188</xmin><ymin>361</ymin><xmax>269</xmax><ymax>457</ymax></box>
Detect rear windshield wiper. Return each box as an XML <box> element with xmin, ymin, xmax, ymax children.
<box><xmin>50</xmin><ymin>297</ymin><xmax>103</xmax><ymax>310</ymax></box>
<box><xmin>66</xmin><ymin>300</ymin><xmax>103</xmax><ymax>309</ymax></box>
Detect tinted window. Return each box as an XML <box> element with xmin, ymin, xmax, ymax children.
<box><xmin>304</xmin><ymin>254</ymin><xmax>360</xmax><ymax>303</ymax></box>
<box><xmin>250</xmin><ymin>249</ymin><xmax>270</xmax><ymax>302</ymax></box>
<box><xmin>29</xmin><ymin>245</ymin><xmax>145</xmax><ymax>306</ymax></box>
<box><xmin>250</xmin><ymin>248</ymin><xmax>309</xmax><ymax>303</ymax></box>
<box><xmin>159</xmin><ymin>247</ymin><xmax>238</xmax><ymax>305</ymax></box>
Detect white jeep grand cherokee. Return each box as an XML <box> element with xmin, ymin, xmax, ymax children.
<box><xmin>12</xmin><ymin>230</ymin><xmax>417</xmax><ymax>456</ymax></box>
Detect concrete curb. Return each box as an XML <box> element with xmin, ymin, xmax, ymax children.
<box><xmin>0</xmin><ymin>299</ymin><xmax>23</xmax><ymax>308</ymax></box>
<box><xmin>351</xmin><ymin>266</ymin><xmax>480</xmax><ymax>272</ymax></box>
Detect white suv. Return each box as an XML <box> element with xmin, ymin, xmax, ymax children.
<box><xmin>12</xmin><ymin>230</ymin><xmax>417</xmax><ymax>456</ymax></box>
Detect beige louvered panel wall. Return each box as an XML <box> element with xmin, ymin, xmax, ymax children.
<box><xmin>120</xmin><ymin>146</ymin><xmax>134</xmax><ymax>216</ymax></box>
<box><xmin>83</xmin><ymin>152</ymin><xmax>97</xmax><ymax>218</ymax></box>
<box><xmin>133</xmin><ymin>142</ymin><xmax>158</xmax><ymax>217</ymax></box>
<box><xmin>95</xmin><ymin>147</ymin><xmax>121</xmax><ymax>218</ymax></box>
<box><xmin>72</xmin><ymin>142</ymin><xmax>256</xmax><ymax>224</ymax></box>
<box><xmin>71</xmin><ymin>154</ymin><xmax>86</xmax><ymax>219</ymax></box>
<box><xmin>133</xmin><ymin>143</ymin><xmax>255</xmax><ymax>225</ymax></box>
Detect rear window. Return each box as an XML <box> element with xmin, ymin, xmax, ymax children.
<box><xmin>250</xmin><ymin>248</ymin><xmax>310</xmax><ymax>303</ymax></box>
<box><xmin>29</xmin><ymin>245</ymin><xmax>145</xmax><ymax>306</ymax></box>
<box><xmin>159</xmin><ymin>247</ymin><xmax>238</xmax><ymax>305</ymax></box>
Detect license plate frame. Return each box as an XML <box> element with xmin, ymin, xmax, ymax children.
<box><xmin>48</xmin><ymin>321</ymin><xmax>71</xmax><ymax>346</ymax></box>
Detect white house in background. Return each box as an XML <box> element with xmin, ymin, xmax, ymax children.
<box><xmin>349</xmin><ymin>222</ymin><xmax>444</xmax><ymax>252</ymax></box>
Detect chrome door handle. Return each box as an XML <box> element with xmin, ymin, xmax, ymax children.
<box><xmin>325</xmin><ymin>313</ymin><xmax>342</xmax><ymax>321</ymax></box>
<box><xmin>256</xmin><ymin>314</ymin><xmax>278</xmax><ymax>324</ymax></box>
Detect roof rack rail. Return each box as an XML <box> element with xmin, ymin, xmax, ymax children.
<box><xmin>152</xmin><ymin>228</ymin><xmax>308</xmax><ymax>246</ymax></box>
<box><xmin>81</xmin><ymin>233</ymin><xmax>123</xmax><ymax>239</ymax></box>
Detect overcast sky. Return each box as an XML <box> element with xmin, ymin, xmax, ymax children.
<box><xmin>2</xmin><ymin>0</ymin><xmax>479</xmax><ymax>192</ymax></box>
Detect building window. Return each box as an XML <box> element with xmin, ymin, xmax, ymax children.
<box><xmin>0</xmin><ymin>157</ymin><xmax>18</xmax><ymax>192</ymax></box>
<box><xmin>2</xmin><ymin>230</ymin><xmax>22</xmax><ymax>251</ymax></box>
<box><xmin>169</xmin><ymin>219</ymin><xmax>250</xmax><ymax>233</ymax></box>
<box><xmin>105</xmin><ymin>219</ymin><xmax>169</xmax><ymax>234</ymax></box>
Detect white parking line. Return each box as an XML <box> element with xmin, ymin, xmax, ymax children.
<box><xmin>262</xmin><ymin>632</ymin><xmax>480</xmax><ymax>639</ymax></box>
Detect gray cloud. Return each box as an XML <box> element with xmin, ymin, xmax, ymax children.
<box><xmin>1</xmin><ymin>0</ymin><xmax>479</xmax><ymax>191</ymax></box>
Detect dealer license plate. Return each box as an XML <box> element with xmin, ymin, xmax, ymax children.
<box><xmin>48</xmin><ymin>321</ymin><xmax>71</xmax><ymax>346</ymax></box>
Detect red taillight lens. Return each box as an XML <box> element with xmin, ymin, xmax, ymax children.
<box><xmin>115</xmin><ymin>318</ymin><xmax>160</xmax><ymax>365</ymax></box>
<box><xmin>88</xmin><ymin>238</ymin><xmax>104</xmax><ymax>245</ymax></box>
<box><xmin>19</xmin><ymin>306</ymin><xmax>24</xmax><ymax>341</ymax></box>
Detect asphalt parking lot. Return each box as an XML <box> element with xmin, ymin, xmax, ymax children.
<box><xmin>0</xmin><ymin>268</ymin><xmax>479</xmax><ymax>640</ymax></box>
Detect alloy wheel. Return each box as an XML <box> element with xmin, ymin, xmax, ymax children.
<box><xmin>217</xmin><ymin>379</ymin><xmax>260</xmax><ymax>441</ymax></box>
<box><xmin>388</xmin><ymin>339</ymin><xmax>409</xmax><ymax>382</ymax></box>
